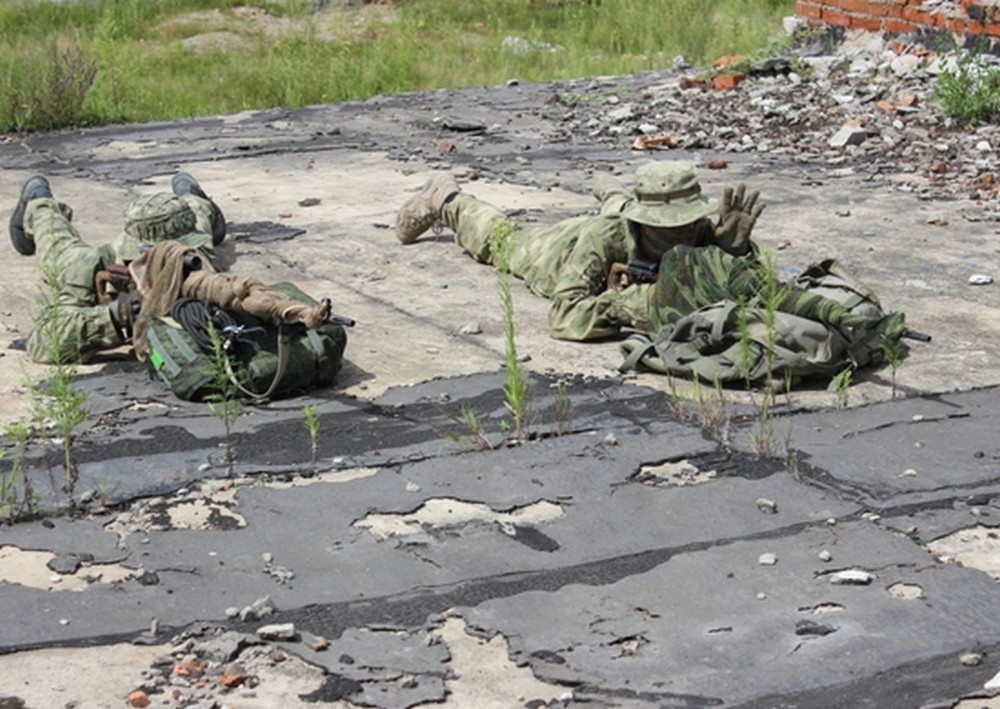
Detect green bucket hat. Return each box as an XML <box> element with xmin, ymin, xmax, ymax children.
<box><xmin>621</xmin><ymin>162</ymin><xmax>718</xmax><ymax>228</ymax></box>
<box><xmin>114</xmin><ymin>192</ymin><xmax>199</xmax><ymax>262</ymax></box>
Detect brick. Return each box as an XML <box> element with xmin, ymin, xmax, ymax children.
<box><xmin>855</xmin><ymin>16</ymin><xmax>885</xmax><ymax>30</ymax></box>
<box><xmin>821</xmin><ymin>8</ymin><xmax>853</xmax><ymax>25</ymax></box>
<box><xmin>796</xmin><ymin>1</ymin><xmax>823</xmax><ymax>20</ymax></box>
<box><xmin>902</xmin><ymin>7</ymin><xmax>934</xmax><ymax>23</ymax></box>
<box><xmin>885</xmin><ymin>18</ymin><xmax>917</xmax><ymax>31</ymax></box>
<box><xmin>841</xmin><ymin>0</ymin><xmax>869</xmax><ymax>13</ymax></box>
<box><xmin>712</xmin><ymin>74</ymin><xmax>747</xmax><ymax>91</ymax></box>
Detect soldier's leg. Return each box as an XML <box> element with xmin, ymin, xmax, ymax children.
<box><xmin>441</xmin><ymin>193</ymin><xmax>516</xmax><ymax>265</ymax></box>
<box><xmin>24</xmin><ymin>200</ymin><xmax>123</xmax><ymax>362</ymax></box>
<box><xmin>26</xmin><ymin>304</ymin><xmax>122</xmax><ymax>364</ymax></box>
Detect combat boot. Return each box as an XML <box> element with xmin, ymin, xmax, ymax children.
<box><xmin>172</xmin><ymin>171</ymin><xmax>227</xmax><ymax>246</ymax></box>
<box><xmin>9</xmin><ymin>174</ymin><xmax>53</xmax><ymax>256</ymax></box>
<box><xmin>395</xmin><ymin>173</ymin><xmax>460</xmax><ymax>244</ymax></box>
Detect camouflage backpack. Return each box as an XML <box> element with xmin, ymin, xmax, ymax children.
<box><xmin>143</xmin><ymin>283</ymin><xmax>348</xmax><ymax>401</ymax></box>
<box><xmin>619</xmin><ymin>259</ymin><xmax>894</xmax><ymax>387</ymax></box>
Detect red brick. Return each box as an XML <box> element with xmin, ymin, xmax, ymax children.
<box><xmin>796</xmin><ymin>1</ymin><xmax>823</xmax><ymax>20</ymax></box>
<box><xmin>950</xmin><ymin>18</ymin><xmax>967</xmax><ymax>33</ymax></box>
<box><xmin>885</xmin><ymin>18</ymin><xmax>917</xmax><ymax>32</ymax></box>
<box><xmin>711</xmin><ymin>74</ymin><xmax>747</xmax><ymax>91</ymax></box>
<box><xmin>821</xmin><ymin>8</ymin><xmax>853</xmax><ymax>26</ymax></box>
<box><xmin>840</xmin><ymin>0</ymin><xmax>869</xmax><ymax>13</ymax></box>
<box><xmin>902</xmin><ymin>7</ymin><xmax>933</xmax><ymax>23</ymax></box>
<box><xmin>854</xmin><ymin>16</ymin><xmax>885</xmax><ymax>31</ymax></box>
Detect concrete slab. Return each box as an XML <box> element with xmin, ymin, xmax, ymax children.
<box><xmin>1</xmin><ymin>68</ymin><xmax>999</xmax><ymax>708</ymax></box>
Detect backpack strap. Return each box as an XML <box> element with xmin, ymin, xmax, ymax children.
<box><xmin>223</xmin><ymin>323</ymin><xmax>292</xmax><ymax>401</ymax></box>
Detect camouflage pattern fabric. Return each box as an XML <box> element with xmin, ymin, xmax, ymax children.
<box><xmin>114</xmin><ymin>192</ymin><xmax>217</xmax><ymax>264</ymax></box>
<box><xmin>443</xmin><ymin>192</ymin><xmax>719</xmax><ymax>341</ymax></box>
<box><xmin>23</xmin><ymin>199</ymin><xmax>121</xmax><ymax>363</ymax></box>
<box><xmin>23</xmin><ymin>191</ymin><xmax>219</xmax><ymax>364</ymax></box>
<box><xmin>647</xmin><ymin>244</ymin><xmax>757</xmax><ymax>332</ymax></box>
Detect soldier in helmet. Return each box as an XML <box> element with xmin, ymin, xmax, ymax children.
<box><xmin>395</xmin><ymin>161</ymin><xmax>764</xmax><ymax>341</ymax></box>
<box><xmin>8</xmin><ymin>172</ymin><xmax>226</xmax><ymax>363</ymax></box>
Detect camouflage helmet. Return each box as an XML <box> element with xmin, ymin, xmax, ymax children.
<box><xmin>621</xmin><ymin>162</ymin><xmax>718</xmax><ymax>228</ymax></box>
<box><xmin>115</xmin><ymin>192</ymin><xmax>198</xmax><ymax>262</ymax></box>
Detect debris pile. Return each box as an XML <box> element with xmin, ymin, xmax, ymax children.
<box><xmin>550</xmin><ymin>28</ymin><xmax>998</xmax><ymax>216</ymax></box>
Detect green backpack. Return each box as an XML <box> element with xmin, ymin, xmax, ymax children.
<box><xmin>619</xmin><ymin>259</ymin><xmax>894</xmax><ymax>387</ymax></box>
<box><xmin>142</xmin><ymin>282</ymin><xmax>348</xmax><ymax>401</ymax></box>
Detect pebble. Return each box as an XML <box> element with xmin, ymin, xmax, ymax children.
<box><xmin>758</xmin><ymin>553</ymin><xmax>778</xmax><ymax>566</ymax></box>
<box><xmin>756</xmin><ymin>498</ymin><xmax>778</xmax><ymax>514</ymax></box>
<box><xmin>968</xmin><ymin>274</ymin><xmax>994</xmax><ymax>285</ymax></box>
<box><xmin>960</xmin><ymin>652</ymin><xmax>982</xmax><ymax>666</ymax></box>
<box><xmin>256</xmin><ymin>623</ymin><xmax>297</xmax><ymax>641</ymax></box>
<box><xmin>830</xmin><ymin>569</ymin><xmax>874</xmax><ymax>585</ymax></box>
<box><xmin>818</xmin><ymin>550</ymin><xmax>833</xmax><ymax>562</ymax></box>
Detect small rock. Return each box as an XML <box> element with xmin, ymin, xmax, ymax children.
<box><xmin>756</xmin><ymin>498</ymin><xmax>778</xmax><ymax>514</ymax></box>
<box><xmin>602</xmin><ymin>433</ymin><xmax>618</xmax><ymax>446</ymax></box>
<box><xmin>126</xmin><ymin>690</ymin><xmax>151</xmax><ymax>708</ymax></box>
<box><xmin>405</xmin><ymin>481</ymin><xmax>422</xmax><ymax>493</ymax></box>
<box><xmin>239</xmin><ymin>595</ymin><xmax>276</xmax><ymax>622</ymax></box>
<box><xmin>830</xmin><ymin>569</ymin><xmax>874</xmax><ymax>585</ymax></box>
<box><xmin>256</xmin><ymin>623</ymin><xmax>297</xmax><ymax>641</ymax></box>
<box><xmin>818</xmin><ymin>550</ymin><xmax>833</xmax><ymax>562</ymax></box>
<box><xmin>758</xmin><ymin>553</ymin><xmax>778</xmax><ymax>566</ymax></box>
<box><xmin>458</xmin><ymin>322</ymin><xmax>482</xmax><ymax>335</ymax></box>
<box><xmin>829</xmin><ymin>125</ymin><xmax>869</xmax><ymax>148</ymax></box>
<box><xmin>968</xmin><ymin>274</ymin><xmax>993</xmax><ymax>286</ymax></box>
<box><xmin>960</xmin><ymin>652</ymin><xmax>982</xmax><ymax>666</ymax></box>
<box><xmin>311</xmin><ymin>635</ymin><xmax>329</xmax><ymax>652</ymax></box>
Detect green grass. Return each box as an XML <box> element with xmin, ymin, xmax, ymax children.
<box><xmin>0</xmin><ymin>0</ymin><xmax>795</xmax><ymax>132</ymax></box>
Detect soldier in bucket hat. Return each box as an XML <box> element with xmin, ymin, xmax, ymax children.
<box><xmin>395</xmin><ymin>160</ymin><xmax>763</xmax><ymax>341</ymax></box>
<box><xmin>8</xmin><ymin>171</ymin><xmax>225</xmax><ymax>363</ymax></box>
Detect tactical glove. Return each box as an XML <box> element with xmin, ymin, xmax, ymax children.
<box><xmin>109</xmin><ymin>291</ymin><xmax>142</xmax><ymax>342</ymax></box>
<box><xmin>714</xmin><ymin>184</ymin><xmax>765</xmax><ymax>256</ymax></box>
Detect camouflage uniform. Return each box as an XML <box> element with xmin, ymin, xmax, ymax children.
<box><xmin>24</xmin><ymin>192</ymin><xmax>217</xmax><ymax>363</ymax></box>
<box><xmin>443</xmin><ymin>190</ymin><xmax>722</xmax><ymax>341</ymax></box>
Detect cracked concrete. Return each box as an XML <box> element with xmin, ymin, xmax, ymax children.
<box><xmin>1</xmin><ymin>60</ymin><xmax>1000</xmax><ymax>708</ymax></box>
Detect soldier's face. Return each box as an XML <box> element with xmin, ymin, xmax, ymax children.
<box><xmin>638</xmin><ymin>222</ymin><xmax>700</xmax><ymax>259</ymax></box>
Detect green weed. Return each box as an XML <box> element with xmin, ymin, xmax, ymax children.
<box><xmin>490</xmin><ymin>220</ymin><xmax>532</xmax><ymax>441</ymax></box>
<box><xmin>205</xmin><ymin>320</ymin><xmax>244</xmax><ymax>476</ymax></box>
<box><xmin>0</xmin><ymin>422</ymin><xmax>37</xmax><ymax>524</ymax></box>
<box><xmin>935</xmin><ymin>49</ymin><xmax>1000</xmax><ymax>126</ymax></box>
<box><xmin>302</xmin><ymin>403</ymin><xmax>321</xmax><ymax>472</ymax></box>
<box><xmin>880</xmin><ymin>337</ymin><xmax>904</xmax><ymax>399</ymax></box>
<box><xmin>0</xmin><ymin>0</ymin><xmax>794</xmax><ymax>132</ymax></box>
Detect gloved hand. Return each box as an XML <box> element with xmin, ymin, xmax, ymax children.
<box><xmin>592</xmin><ymin>173</ymin><xmax>629</xmax><ymax>202</ymax></box>
<box><xmin>109</xmin><ymin>290</ymin><xmax>142</xmax><ymax>341</ymax></box>
<box><xmin>714</xmin><ymin>184</ymin><xmax>765</xmax><ymax>256</ymax></box>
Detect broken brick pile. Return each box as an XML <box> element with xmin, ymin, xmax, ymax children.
<box><xmin>795</xmin><ymin>0</ymin><xmax>1000</xmax><ymax>42</ymax></box>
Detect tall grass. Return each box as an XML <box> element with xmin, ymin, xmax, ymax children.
<box><xmin>0</xmin><ymin>0</ymin><xmax>794</xmax><ymax>132</ymax></box>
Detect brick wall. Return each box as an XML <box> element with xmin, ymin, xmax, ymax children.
<box><xmin>795</xmin><ymin>0</ymin><xmax>1000</xmax><ymax>41</ymax></box>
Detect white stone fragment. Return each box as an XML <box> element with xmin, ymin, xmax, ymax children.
<box><xmin>830</xmin><ymin>569</ymin><xmax>874</xmax><ymax>585</ymax></box>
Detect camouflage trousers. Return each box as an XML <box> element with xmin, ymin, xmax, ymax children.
<box><xmin>24</xmin><ymin>199</ymin><xmax>121</xmax><ymax>364</ymax></box>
